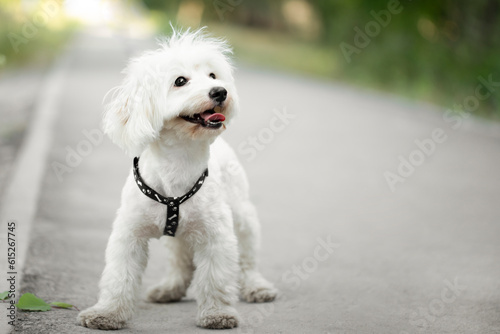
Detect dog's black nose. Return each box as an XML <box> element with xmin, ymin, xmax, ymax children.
<box><xmin>209</xmin><ymin>87</ymin><xmax>227</xmax><ymax>103</ymax></box>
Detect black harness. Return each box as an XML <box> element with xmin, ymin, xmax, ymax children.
<box><xmin>133</xmin><ymin>157</ymin><xmax>209</xmax><ymax>237</ymax></box>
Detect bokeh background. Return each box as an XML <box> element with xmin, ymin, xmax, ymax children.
<box><xmin>1</xmin><ymin>1</ymin><xmax>500</xmax><ymax>333</ymax></box>
<box><xmin>1</xmin><ymin>0</ymin><xmax>499</xmax><ymax>118</ymax></box>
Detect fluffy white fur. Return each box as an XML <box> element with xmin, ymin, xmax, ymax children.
<box><xmin>77</xmin><ymin>28</ymin><xmax>277</xmax><ymax>330</ymax></box>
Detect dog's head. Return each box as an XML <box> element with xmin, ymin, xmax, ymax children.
<box><xmin>103</xmin><ymin>28</ymin><xmax>238</xmax><ymax>156</ymax></box>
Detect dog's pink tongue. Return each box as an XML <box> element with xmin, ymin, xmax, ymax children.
<box><xmin>201</xmin><ymin>111</ymin><xmax>225</xmax><ymax>122</ymax></box>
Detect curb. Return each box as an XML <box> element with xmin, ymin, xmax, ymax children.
<box><xmin>0</xmin><ymin>54</ymin><xmax>69</xmax><ymax>333</ymax></box>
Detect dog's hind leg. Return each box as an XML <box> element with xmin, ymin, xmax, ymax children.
<box><xmin>233</xmin><ymin>201</ymin><xmax>278</xmax><ymax>303</ymax></box>
<box><xmin>146</xmin><ymin>236</ymin><xmax>194</xmax><ymax>303</ymax></box>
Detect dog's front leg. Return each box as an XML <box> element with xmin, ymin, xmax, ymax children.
<box><xmin>78</xmin><ymin>225</ymin><xmax>149</xmax><ymax>330</ymax></box>
<box><xmin>191</xmin><ymin>227</ymin><xmax>240</xmax><ymax>329</ymax></box>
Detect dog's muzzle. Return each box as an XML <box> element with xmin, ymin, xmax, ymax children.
<box><xmin>181</xmin><ymin>106</ymin><xmax>226</xmax><ymax>129</ymax></box>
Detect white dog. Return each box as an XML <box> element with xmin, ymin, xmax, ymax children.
<box><xmin>77</xmin><ymin>29</ymin><xmax>277</xmax><ymax>330</ymax></box>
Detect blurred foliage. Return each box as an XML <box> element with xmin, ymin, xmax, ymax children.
<box><xmin>313</xmin><ymin>0</ymin><xmax>500</xmax><ymax>118</ymax></box>
<box><xmin>1</xmin><ymin>0</ymin><xmax>497</xmax><ymax>118</ymax></box>
<box><xmin>143</xmin><ymin>0</ymin><xmax>500</xmax><ymax>119</ymax></box>
<box><xmin>0</xmin><ymin>0</ymin><xmax>76</xmax><ymax>70</ymax></box>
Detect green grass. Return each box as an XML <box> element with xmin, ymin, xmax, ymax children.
<box><xmin>209</xmin><ymin>24</ymin><xmax>339</xmax><ymax>78</ymax></box>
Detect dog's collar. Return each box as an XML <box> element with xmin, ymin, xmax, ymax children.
<box><xmin>133</xmin><ymin>157</ymin><xmax>209</xmax><ymax>237</ymax></box>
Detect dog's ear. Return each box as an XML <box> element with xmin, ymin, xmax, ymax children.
<box><xmin>102</xmin><ymin>59</ymin><xmax>164</xmax><ymax>156</ymax></box>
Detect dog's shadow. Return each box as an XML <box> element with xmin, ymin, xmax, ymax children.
<box><xmin>138</xmin><ymin>297</ymin><xmax>196</xmax><ymax>309</ymax></box>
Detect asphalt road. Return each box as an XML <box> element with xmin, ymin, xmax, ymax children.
<box><xmin>4</xmin><ymin>28</ymin><xmax>500</xmax><ymax>334</ymax></box>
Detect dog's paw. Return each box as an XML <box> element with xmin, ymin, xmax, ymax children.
<box><xmin>241</xmin><ymin>272</ymin><xmax>278</xmax><ymax>303</ymax></box>
<box><xmin>197</xmin><ymin>307</ymin><xmax>239</xmax><ymax>329</ymax></box>
<box><xmin>242</xmin><ymin>285</ymin><xmax>278</xmax><ymax>303</ymax></box>
<box><xmin>146</xmin><ymin>283</ymin><xmax>186</xmax><ymax>303</ymax></box>
<box><xmin>77</xmin><ymin>307</ymin><xmax>127</xmax><ymax>330</ymax></box>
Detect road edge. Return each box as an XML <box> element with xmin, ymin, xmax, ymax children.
<box><xmin>0</xmin><ymin>53</ymin><xmax>69</xmax><ymax>333</ymax></box>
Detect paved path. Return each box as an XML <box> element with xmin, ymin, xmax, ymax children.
<box><xmin>3</xmin><ymin>28</ymin><xmax>500</xmax><ymax>333</ymax></box>
<box><xmin>0</xmin><ymin>65</ymin><xmax>47</xmax><ymax>200</ymax></box>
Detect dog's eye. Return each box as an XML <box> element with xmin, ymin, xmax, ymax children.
<box><xmin>209</xmin><ymin>73</ymin><xmax>216</xmax><ymax>79</ymax></box>
<box><xmin>174</xmin><ymin>76</ymin><xmax>188</xmax><ymax>87</ymax></box>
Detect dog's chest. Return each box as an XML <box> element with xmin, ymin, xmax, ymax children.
<box><xmin>137</xmin><ymin>197</ymin><xmax>221</xmax><ymax>239</ymax></box>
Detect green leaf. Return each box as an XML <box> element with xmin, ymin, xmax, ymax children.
<box><xmin>0</xmin><ymin>291</ymin><xmax>9</xmax><ymax>300</ymax></box>
<box><xmin>15</xmin><ymin>293</ymin><xmax>52</xmax><ymax>312</ymax></box>
<box><xmin>50</xmin><ymin>302</ymin><xmax>73</xmax><ymax>309</ymax></box>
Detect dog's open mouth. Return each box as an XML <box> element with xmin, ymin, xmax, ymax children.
<box><xmin>180</xmin><ymin>107</ymin><xmax>226</xmax><ymax>129</ymax></box>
